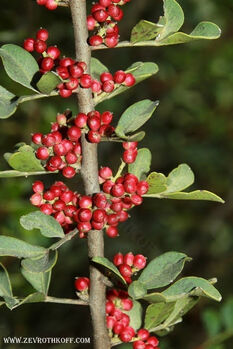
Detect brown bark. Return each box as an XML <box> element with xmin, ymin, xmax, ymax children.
<box><xmin>69</xmin><ymin>0</ymin><xmax>110</xmax><ymax>348</ymax></box>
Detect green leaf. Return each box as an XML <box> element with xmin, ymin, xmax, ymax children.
<box><xmin>20</xmin><ymin>211</ymin><xmax>65</xmax><ymax>238</ymax></box>
<box><xmin>91</xmin><ymin>57</ymin><xmax>108</xmax><ymax>80</ymax></box>
<box><xmin>123</xmin><ymin>301</ymin><xmax>142</xmax><ymax>331</ymax></box>
<box><xmin>158</xmin><ymin>0</ymin><xmax>184</xmax><ymax>41</ymax></box>
<box><xmin>128</xmin><ymin>281</ymin><xmax>147</xmax><ymax>299</ymax></box>
<box><xmin>0</xmin><ymin>170</ymin><xmax>47</xmax><ymax>178</ymax></box>
<box><xmin>21</xmin><ymin>250</ymin><xmax>58</xmax><ymax>273</ymax></box>
<box><xmin>157</xmin><ymin>22</ymin><xmax>221</xmax><ymax>46</ymax></box>
<box><xmin>115</xmin><ymin>99</ymin><xmax>159</xmax><ymax>138</ymax></box>
<box><xmin>0</xmin><ymin>85</ymin><xmax>20</xmax><ymax>119</ymax></box>
<box><xmin>0</xmin><ymin>44</ymin><xmax>39</xmax><ymax>91</ymax></box>
<box><xmin>21</xmin><ymin>268</ymin><xmax>51</xmax><ymax>295</ymax></box>
<box><xmin>11</xmin><ymin>292</ymin><xmax>46</xmax><ymax>310</ymax></box>
<box><xmin>139</xmin><ymin>252</ymin><xmax>190</xmax><ymax>289</ymax></box>
<box><xmin>220</xmin><ymin>298</ymin><xmax>233</xmax><ymax>330</ymax></box>
<box><xmin>165</xmin><ymin>164</ymin><xmax>194</xmax><ymax>193</ymax></box>
<box><xmin>92</xmin><ymin>257</ymin><xmax>127</xmax><ymax>285</ymax></box>
<box><xmin>94</xmin><ymin>62</ymin><xmax>159</xmax><ymax>105</ymax></box>
<box><xmin>145</xmin><ymin>302</ymin><xmax>175</xmax><ymax>330</ymax></box>
<box><xmin>141</xmin><ymin>292</ymin><xmax>168</xmax><ymax>303</ymax></box>
<box><xmin>0</xmin><ymin>236</ymin><xmax>46</xmax><ymax>259</ymax></box>
<box><xmin>128</xmin><ymin>148</ymin><xmax>152</xmax><ymax>180</ymax></box>
<box><xmin>37</xmin><ymin>72</ymin><xmax>62</xmax><ymax>94</ymax></box>
<box><xmin>163</xmin><ymin>190</ymin><xmax>224</xmax><ymax>203</ymax></box>
<box><xmin>6</xmin><ymin>145</ymin><xmax>44</xmax><ymax>172</ymax></box>
<box><xmin>131</xmin><ymin>20</ymin><xmax>163</xmax><ymax>43</ymax></box>
<box><xmin>146</xmin><ymin>172</ymin><xmax>167</xmax><ymax>194</ymax></box>
<box><xmin>0</xmin><ymin>263</ymin><xmax>19</xmax><ymax>309</ymax></box>
<box><xmin>162</xmin><ymin>277</ymin><xmax>222</xmax><ymax>302</ymax></box>
<box><xmin>202</xmin><ymin>309</ymin><xmax>222</xmax><ymax>336</ymax></box>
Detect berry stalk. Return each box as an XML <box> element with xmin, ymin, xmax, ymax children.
<box><xmin>69</xmin><ymin>0</ymin><xmax>110</xmax><ymax>348</ymax></box>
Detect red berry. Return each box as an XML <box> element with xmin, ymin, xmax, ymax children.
<box><xmin>87</xmin><ymin>15</ymin><xmax>97</xmax><ymax>31</ymax></box>
<box><xmin>34</xmin><ymin>39</ymin><xmax>47</xmax><ymax>53</ymax></box>
<box><xmin>137</xmin><ymin>181</ymin><xmax>149</xmax><ymax>195</ymax></box>
<box><xmin>62</xmin><ymin>166</ymin><xmax>76</xmax><ymax>178</ymax></box>
<box><xmin>124</xmin><ymin>252</ymin><xmax>134</xmax><ymax>266</ymax></box>
<box><xmin>60</xmin><ymin>190</ymin><xmax>74</xmax><ymax>203</ymax></box>
<box><xmin>124</xmin><ymin>180</ymin><xmax>137</xmax><ymax>194</ymax></box>
<box><xmin>36</xmin><ymin>146</ymin><xmax>50</xmax><ymax>160</ymax></box>
<box><xmin>23</xmin><ymin>38</ymin><xmax>35</xmax><ymax>52</ymax></box>
<box><xmin>69</xmin><ymin>64</ymin><xmax>84</xmax><ymax>78</ymax></box>
<box><xmin>93</xmin><ymin>193</ymin><xmax>107</xmax><ymax>209</ymax></box>
<box><xmin>106</xmin><ymin>301</ymin><xmax>115</xmax><ymax>314</ymax></box>
<box><xmin>91</xmin><ymin>4</ymin><xmax>105</xmax><ymax>13</ymax></box>
<box><xmin>42</xmin><ymin>133</ymin><xmax>56</xmax><ymax>147</ymax></box>
<box><xmin>77</xmin><ymin>221</ymin><xmax>92</xmax><ymax>233</ymax></box>
<box><xmin>59</xmin><ymin>88</ymin><xmax>73</xmax><ymax>98</ymax></box>
<box><xmin>101</xmin><ymin>111</ymin><xmax>113</xmax><ymax>125</ymax></box>
<box><xmin>65</xmin><ymin>77</ymin><xmax>79</xmax><ymax>90</ymax></box>
<box><xmin>53</xmin><ymin>200</ymin><xmax>66</xmax><ymax>211</ymax></box>
<box><xmin>121</xmin><ymin>313</ymin><xmax>130</xmax><ymax>327</ymax></box>
<box><xmin>37</xmin><ymin>0</ymin><xmax>47</xmax><ymax>4</ymax></box>
<box><xmin>45</xmin><ymin>0</ymin><xmax>58</xmax><ymax>10</ymax></box>
<box><xmin>32</xmin><ymin>132</ymin><xmax>42</xmax><ymax>144</ymax></box>
<box><xmin>102</xmin><ymin>179</ymin><xmax>114</xmax><ymax>194</ymax></box>
<box><xmin>93</xmin><ymin>9</ymin><xmax>108</xmax><ymax>22</ymax></box>
<box><xmin>47</xmin><ymin>46</ymin><xmax>60</xmax><ymax>59</ymax></box>
<box><xmin>43</xmin><ymin>190</ymin><xmax>56</xmax><ymax>201</ymax></box>
<box><xmin>134</xmin><ymin>254</ymin><xmax>147</xmax><ymax>270</ymax></box>
<box><xmin>119</xmin><ymin>328</ymin><xmax>134</xmax><ymax>343</ymax></box>
<box><xmin>110</xmin><ymin>201</ymin><xmax>123</xmax><ymax>212</ymax></box>
<box><xmin>113</xmin><ymin>252</ymin><xmax>124</xmax><ymax>266</ymax></box>
<box><xmin>74</xmin><ymin>113</ymin><xmax>87</xmax><ymax>128</ymax></box>
<box><xmin>30</xmin><ymin>193</ymin><xmax>42</xmax><ymax>206</ymax></box>
<box><xmin>111</xmin><ymin>184</ymin><xmax>125</xmax><ymax>197</ymax></box>
<box><xmin>79</xmin><ymin>196</ymin><xmax>93</xmax><ymax>208</ymax></box>
<box><xmin>40</xmin><ymin>203</ymin><xmax>53</xmax><ymax>215</ymax></box>
<box><xmin>100</xmin><ymin>72</ymin><xmax>113</xmax><ymax>83</ymax></box>
<box><xmin>124</xmin><ymin>73</ymin><xmax>136</xmax><ymax>86</ymax></box>
<box><xmin>137</xmin><ymin>329</ymin><xmax>150</xmax><ymax>341</ymax></box>
<box><xmin>56</xmin><ymin>66</ymin><xmax>70</xmax><ymax>79</ymax></box>
<box><xmin>91</xmin><ymin>220</ymin><xmax>104</xmax><ymax>230</ymax></box>
<box><xmin>91</xmin><ymin>79</ymin><xmax>102</xmax><ymax>93</ymax></box>
<box><xmin>36</xmin><ymin>28</ymin><xmax>49</xmax><ymax>41</ymax></box>
<box><xmin>123</xmin><ymin>142</ymin><xmax>138</xmax><ymax>150</ymax></box>
<box><xmin>119</xmin><ymin>264</ymin><xmax>132</xmax><ymax>278</ymax></box>
<box><xmin>67</xmin><ymin>126</ymin><xmax>81</xmax><ymax>141</ymax></box>
<box><xmin>65</xmin><ymin>151</ymin><xmax>78</xmax><ymax>164</ymax></box>
<box><xmin>107</xmin><ymin>213</ymin><xmax>118</xmax><ymax>226</ymax></box>
<box><xmin>133</xmin><ymin>341</ymin><xmax>146</xmax><ymax>349</ymax></box>
<box><xmin>112</xmin><ymin>7</ymin><xmax>124</xmax><ymax>21</ymax></box>
<box><xmin>99</xmin><ymin>0</ymin><xmax>111</xmax><ymax>6</ymax></box>
<box><xmin>89</xmin><ymin>35</ymin><xmax>103</xmax><ymax>46</ymax></box>
<box><xmin>74</xmin><ymin>277</ymin><xmax>90</xmax><ymax>291</ymax></box>
<box><xmin>147</xmin><ymin>336</ymin><xmax>159</xmax><ymax>347</ymax></box>
<box><xmin>59</xmin><ymin>57</ymin><xmax>75</xmax><ymax>67</ymax></box>
<box><xmin>107</xmin><ymin>4</ymin><xmax>121</xmax><ymax>19</ymax></box>
<box><xmin>80</xmin><ymin>74</ymin><xmax>92</xmax><ymax>88</ymax></box>
<box><xmin>92</xmin><ymin>209</ymin><xmax>106</xmax><ymax>223</ymax></box>
<box><xmin>121</xmin><ymin>298</ymin><xmax>133</xmax><ymax>311</ymax></box>
<box><xmin>106</xmin><ymin>226</ymin><xmax>118</xmax><ymax>238</ymax></box>
<box><xmin>87</xmin><ymin>116</ymin><xmax>101</xmax><ymax>131</ymax></box>
<box><xmin>123</xmin><ymin>149</ymin><xmax>137</xmax><ymax>164</ymax></box>
<box><xmin>78</xmin><ymin>61</ymin><xmax>87</xmax><ymax>71</ymax></box>
<box><xmin>78</xmin><ymin>208</ymin><xmax>92</xmax><ymax>222</ymax></box>
<box><xmin>105</xmin><ymin>34</ymin><xmax>118</xmax><ymax>48</ymax></box>
<box><xmin>53</xmin><ymin>143</ymin><xmax>66</xmax><ymax>157</ymax></box>
<box><xmin>99</xmin><ymin>166</ymin><xmax>112</xmax><ymax>179</ymax></box>
<box><xmin>131</xmin><ymin>194</ymin><xmax>143</xmax><ymax>206</ymax></box>
<box><xmin>102</xmin><ymin>80</ymin><xmax>115</xmax><ymax>93</ymax></box>
<box><xmin>117</xmin><ymin>210</ymin><xmax>129</xmax><ymax>222</ymax></box>
<box><xmin>62</xmin><ymin>139</ymin><xmax>74</xmax><ymax>153</ymax></box>
<box><xmin>41</xmin><ymin>57</ymin><xmax>54</xmax><ymax>71</ymax></box>
<box><xmin>112</xmin><ymin>308</ymin><xmax>123</xmax><ymax>320</ymax></box>
<box><xmin>106</xmin><ymin>316</ymin><xmax>116</xmax><ymax>329</ymax></box>
<box><xmin>87</xmin><ymin>131</ymin><xmax>101</xmax><ymax>143</ymax></box>
<box><xmin>32</xmin><ymin>180</ymin><xmax>44</xmax><ymax>193</ymax></box>
<box><xmin>113</xmin><ymin>322</ymin><xmax>124</xmax><ymax>335</ymax></box>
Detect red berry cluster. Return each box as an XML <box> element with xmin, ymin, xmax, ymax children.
<box><xmin>87</xmin><ymin>0</ymin><xmax>132</xmax><ymax>48</ymax></box>
<box><xmin>32</xmin><ymin>113</ymin><xmax>82</xmax><ymax>178</ymax></box>
<box><xmin>30</xmin><ymin>180</ymin><xmax>80</xmax><ymax>232</ymax></box>
<box><xmin>93</xmin><ymin>70</ymin><xmax>136</xmax><ymax>94</ymax></box>
<box><xmin>113</xmin><ymin>252</ymin><xmax>147</xmax><ymax>284</ymax></box>
<box><xmin>36</xmin><ymin>0</ymin><xmax>58</xmax><ymax>10</ymax></box>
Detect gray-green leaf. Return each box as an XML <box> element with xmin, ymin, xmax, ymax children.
<box><xmin>0</xmin><ymin>85</ymin><xmax>20</xmax><ymax>119</ymax></box>
<box><xmin>128</xmin><ymin>148</ymin><xmax>152</xmax><ymax>180</ymax></box>
<box><xmin>37</xmin><ymin>72</ymin><xmax>62</xmax><ymax>94</ymax></box>
<box><xmin>20</xmin><ymin>211</ymin><xmax>65</xmax><ymax>238</ymax></box>
<box><xmin>92</xmin><ymin>257</ymin><xmax>126</xmax><ymax>285</ymax></box>
<box><xmin>6</xmin><ymin>145</ymin><xmax>44</xmax><ymax>172</ymax></box>
<box><xmin>21</xmin><ymin>250</ymin><xmax>58</xmax><ymax>273</ymax></box>
<box><xmin>21</xmin><ymin>268</ymin><xmax>51</xmax><ymax>295</ymax></box>
<box><xmin>0</xmin><ymin>236</ymin><xmax>47</xmax><ymax>259</ymax></box>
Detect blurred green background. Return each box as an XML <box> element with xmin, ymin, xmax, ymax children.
<box><xmin>0</xmin><ymin>0</ymin><xmax>232</xmax><ymax>348</ymax></box>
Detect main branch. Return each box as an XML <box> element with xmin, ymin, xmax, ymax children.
<box><xmin>69</xmin><ymin>1</ymin><xmax>110</xmax><ymax>348</ymax></box>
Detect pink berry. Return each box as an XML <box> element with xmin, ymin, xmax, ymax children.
<box><xmin>89</xmin><ymin>35</ymin><xmax>103</xmax><ymax>46</ymax></box>
<box><xmin>137</xmin><ymin>329</ymin><xmax>150</xmax><ymax>341</ymax></box>
<box><xmin>124</xmin><ymin>252</ymin><xmax>134</xmax><ymax>266</ymax></box>
<box><xmin>32</xmin><ymin>132</ymin><xmax>42</xmax><ymax>144</ymax></box>
<box><xmin>134</xmin><ymin>254</ymin><xmax>147</xmax><ymax>270</ymax></box>
<box><xmin>40</xmin><ymin>203</ymin><xmax>53</xmax><ymax>215</ymax></box>
<box><xmin>74</xmin><ymin>277</ymin><xmax>90</xmax><ymax>291</ymax></box>
<box><xmin>87</xmin><ymin>15</ymin><xmax>97</xmax><ymax>31</ymax></box>
<box><xmin>30</xmin><ymin>193</ymin><xmax>42</xmax><ymax>206</ymax></box>
<box><xmin>99</xmin><ymin>167</ymin><xmax>112</xmax><ymax>179</ymax></box>
<box><xmin>121</xmin><ymin>298</ymin><xmax>133</xmax><ymax>311</ymax></box>
<box><xmin>36</xmin><ymin>28</ymin><xmax>49</xmax><ymax>41</ymax></box>
<box><xmin>45</xmin><ymin>0</ymin><xmax>58</xmax><ymax>10</ymax></box>
<box><xmin>113</xmin><ymin>252</ymin><xmax>124</xmax><ymax>266</ymax></box>
<box><xmin>106</xmin><ymin>226</ymin><xmax>118</xmax><ymax>238</ymax></box>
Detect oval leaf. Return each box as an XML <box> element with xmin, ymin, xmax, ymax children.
<box><xmin>7</xmin><ymin>145</ymin><xmax>44</xmax><ymax>172</ymax></box>
<box><xmin>139</xmin><ymin>252</ymin><xmax>190</xmax><ymax>289</ymax></box>
<box><xmin>123</xmin><ymin>301</ymin><xmax>142</xmax><ymax>331</ymax></box>
<box><xmin>21</xmin><ymin>268</ymin><xmax>51</xmax><ymax>295</ymax></box>
<box><xmin>21</xmin><ymin>250</ymin><xmax>58</xmax><ymax>273</ymax></box>
<box><xmin>131</xmin><ymin>20</ymin><xmax>163</xmax><ymax>43</ymax></box>
<box><xmin>145</xmin><ymin>302</ymin><xmax>175</xmax><ymax>330</ymax></box>
<box><xmin>0</xmin><ymin>85</ymin><xmax>19</xmax><ymax>119</ymax></box>
<box><xmin>157</xmin><ymin>0</ymin><xmax>184</xmax><ymax>41</ymax></box>
<box><xmin>128</xmin><ymin>148</ymin><xmax>152</xmax><ymax>180</ymax></box>
<box><xmin>91</xmin><ymin>57</ymin><xmax>108</xmax><ymax>80</ymax></box>
<box><xmin>0</xmin><ymin>236</ymin><xmax>46</xmax><ymax>259</ymax></box>
<box><xmin>20</xmin><ymin>211</ymin><xmax>65</xmax><ymax>238</ymax></box>
<box><xmin>162</xmin><ymin>277</ymin><xmax>222</xmax><ymax>302</ymax></box>
<box><xmin>92</xmin><ymin>257</ymin><xmax>126</xmax><ymax>285</ymax></box>
<box><xmin>163</xmin><ymin>190</ymin><xmax>224</xmax><ymax>203</ymax></box>
<box><xmin>115</xmin><ymin>99</ymin><xmax>159</xmax><ymax>138</ymax></box>
<box><xmin>128</xmin><ymin>281</ymin><xmax>147</xmax><ymax>299</ymax></box>
<box><xmin>146</xmin><ymin>172</ymin><xmax>167</xmax><ymax>194</ymax></box>
<box><xmin>37</xmin><ymin>72</ymin><xmax>62</xmax><ymax>94</ymax></box>
<box><xmin>0</xmin><ymin>44</ymin><xmax>39</xmax><ymax>91</ymax></box>
<box><xmin>165</xmin><ymin>164</ymin><xmax>194</xmax><ymax>193</ymax></box>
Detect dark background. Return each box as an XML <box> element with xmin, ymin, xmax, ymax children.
<box><xmin>0</xmin><ymin>0</ymin><xmax>232</xmax><ymax>348</ymax></box>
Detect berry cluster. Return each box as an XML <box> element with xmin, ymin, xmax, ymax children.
<box><xmin>36</xmin><ymin>0</ymin><xmax>58</xmax><ymax>10</ymax></box>
<box><xmin>113</xmin><ymin>252</ymin><xmax>147</xmax><ymax>284</ymax></box>
<box><xmin>87</xmin><ymin>0</ymin><xmax>132</xmax><ymax>48</ymax></box>
<box><xmin>32</xmin><ymin>113</ymin><xmax>82</xmax><ymax>178</ymax></box>
<box><xmin>74</xmin><ymin>273</ymin><xmax>160</xmax><ymax>347</ymax></box>
<box><xmin>23</xmin><ymin>28</ymin><xmax>136</xmax><ymax>98</ymax></box>
<box><xmin>122</xmin><ymin>141</ymin><xmax>138</xmax><ymax>164</ymax></box>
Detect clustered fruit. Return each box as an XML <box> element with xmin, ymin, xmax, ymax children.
<box><xmin>36</xmin><ymin>0</ymin><xmax>58</xmax><ymax>10</ymax></box>
<box><xmin>74</xmin><ymin>253</ymin><xmax>160</xmax><ymax>348</ymax></box>
<box><xmin>113</xmin><ymin>252</ymin><xmax>147</xmax><ymax>284</ymax></box>
<box><xmin>32</xmin><ymin>112</ymin><xmax>82</xmax><ymax>178</ymax></box>
<box><xmin>23</xmin><ymin>28</ymin><xmax>135</xmax><ymax>98</ymax></box>
<box><xmin>87</xmin><ymin>0</ymin><xmax>132</xmax><ymax>48</ymax></box>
